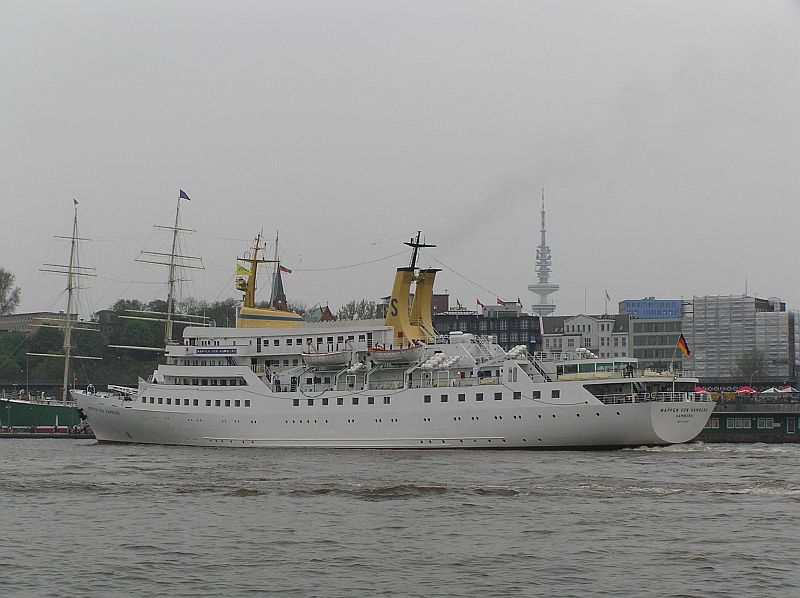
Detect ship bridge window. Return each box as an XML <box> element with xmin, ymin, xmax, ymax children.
<box><xmin>220</xmin><ymin>379</ymin><xmax>227</xmax><ymax>386</ymax></box>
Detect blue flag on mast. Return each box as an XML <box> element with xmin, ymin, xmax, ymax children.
<box><xmin>179</xmin><ymin>189</ymin><xmax>191</xmax><ymax>201</ymax></box>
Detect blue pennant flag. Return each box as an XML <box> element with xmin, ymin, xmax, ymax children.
<box><xmin>179</xmin><ymin>189</ymin><xmax>191</xmax><ymax>201</ymax></box>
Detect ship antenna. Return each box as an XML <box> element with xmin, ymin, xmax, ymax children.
<box><xmin>405</xmin><ymin>230</ymin><xmax>436</xmax><ymax>271</ymax></box>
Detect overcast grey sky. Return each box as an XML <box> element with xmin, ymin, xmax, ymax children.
<box><xmin>3</xmin><ymin>0</ymin><xmax>799</xmax><ymax>319</ymax></box>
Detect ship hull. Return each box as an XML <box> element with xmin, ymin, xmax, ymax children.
<box><xmin>73</xmin><ymin>382</ymin><xmax>714</xmax><ymax>449</ymax></box>
<box><xmin>1</xmin><ymin>397</ymin><xmax>84</xmax><ymax>432</ymax></box>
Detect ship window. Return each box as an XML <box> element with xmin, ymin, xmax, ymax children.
<box><xmin>293</xmin><ymin>399</ymin><xmax>300</xmax><ymax>407</ymax></box>
<box><xmin>193</xmin><ymin>399</ymin><xmax>198</xmax><ymax>406</ymax></box>
<box><xmin>142</xmin><ymin>397</ymin><xmax>146</xmax><ymax>403</ymax></box>
<box><xmin>283</xmin><ymin>360</ymin><xmax>289</xmax><ymax>366</ymax></box>
<box><xmin>322</xmin><ymin>398</ymin><xmax>329</xmax><ymax>406</ymax></box>
<box><xmin>494</xmin><ymin>392</ymin><xmax>502</xmax><ymax>401</ymax></box>
<box><xmin>192</xmin><ymin>379</ymin><xmax>198</xmax><ymax>386</ymax></box>
<box><xmin>383</xmin><ymin>396</ymin><xmax>390</xmax><ymax>404</ymax></box>
<box><xmin>324</xmin><ymin>377</ymin><xmax>331</xmax><ymax>384</ymax></box>
<box><xmin>287</xmin><ymin>339</ymin><xmax>293</xmax><ymax>346</ymax></box>
<box><xmin>220</xmin><ymin>379</ymin><xmax>227</xmax><ymax>386</ymax></box>
<box><xmin>244</xmin><ymin>400</ymin><xmax>250</xmax><ymax>407</ymax></box>
<box><xmin>158</xmin><ymin>398</ymin><xmax>163</xmax><ymax>404</ymax></box>
<box><xmin>711</xmin><ymin>418</ymin><xmax>719</xmax><ymax>429</ymax></box>
<box><xmin>337</xmin><ymin>398</ymin><xmax>343</xmax><ymax>406</ymax></box>
<box><xmin>551</xmin><ymin>390</ymin><xmax>560</xmax><ymax>398</ymax></box>
<box><xmin>273</xmin><ymin>339</ymin><xmax>279</xmax><ymax>346</ymax></box>
<box><xmin>308</xmin><ymin>399</ymin><xmax>314</xmax><ymax>406</ymax></box>
<box><xmin>215</xmin><ymin>400</ymin><xmax>221</xmax><ymax>407</ymax></box>
<box><xmin>184</xmin><ymin>399</ymin><xmax>189</xmax><ymax>406</ymax></box>
<box><xmin>201</xmin><ymin>379</ymin><xmax>208</xmax><ymax>386</ymax></box>
<box><xmin>235</xmin><ymin>400</ymin><xmax>240</xmax><ymax>407</ymax></box>
<box><xmin>424</xmin><ymin>395</ymin><xmax>431</xmax><ymax>403</ymax></box>
<box><xmin>306</xmin><ymin>378</ymin><xmax>313</xmax><ymax>384</ymax></box>
<box><xmin>513</xmin><ymin>392</ymin><xmax>521</xmax><ymax>400</ymax></box>
<box><xmin>743</xmin><ymin>418</ymin><xmax>751</xmax><ymax>429</ymax></box>
<box><xmin>211</xmin><ymin>379</ymin><xmax>218</xmax><ymax>386</ymax></box>
<box><xmin>206</xmin><ymin>400</ymin><xmax>211</xmax><ymax>406</ymax></box>
<box><xmin>240</xmin><ymin>379</ymin><xmax>247</xmax><ymax>386</ymax></box>
<box><xmin>150</xmin><ymin>397</ymin><xmax>154</xmax><ymax>403</ymax></box>
<box><xmin>296</xmin><ymin>338</ymin><xmax>303</xmax><ymax>345</ymax></box>
<box><xmin>476</xmin><ymin>393</ymin><xmax>483</xmax><ymax>402</ymax></box>
<box><xmin>441</xmin><ymin>395</ymin><xmax>448</xmax><ymax>403</ymax></box>
<box><xmin>292</xmin><ymin>359</ymin><xmax>298</xmax><ymax>366</ymax></box>
<box><xmin>352</xmin><ymin>397</ymin><xmax>359</xmax><ymax>405</ymax></box>
<box><xmin>458</xmin><ymin>394</ymin><xmax>465</xmax><ymax>402</ymax></box>
<box><xmin>368</xmin><ymin>397</ymin><xmax>374</xmax><ymax>405</ymax></box>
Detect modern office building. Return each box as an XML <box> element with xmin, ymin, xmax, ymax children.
<box><xmin>682</xmin><ymin>295</ymin><xmax>799</xmax><ymax>386</ymax></box>
<box><xmin>620</xmin><ymin>298</ymin><xmax>686</xmax><ymax>369</ymax></box>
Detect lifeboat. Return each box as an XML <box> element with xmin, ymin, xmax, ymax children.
<box><xmin>368</xmin><ymin>343</ymin><xmax>425</xmax><ymax>364</ymax></box>
<box><xmin>301</xmin><ymin>349</ymin><xmax>352</xmax><ymax>368</ymax></box>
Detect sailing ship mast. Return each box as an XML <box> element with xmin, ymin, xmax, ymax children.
<box><xmin>115</xmin><ymin>190</ymin><xmax>207</xmax><ymax>351</ymax></box>
<box><xmin>36</xmin><ymin>200</ymin><xmax>99</xmax><ymax>403</ymax></box>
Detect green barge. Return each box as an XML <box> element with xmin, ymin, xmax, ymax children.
<box><xmin>697</xmin><ymin>396</ymin><xmax>799</xmax><ymax>443</ymax></box>
<box><xmin>1</xmin><ymin>392</ymin><xmax>87</xmax><ymax>434</ymax></box>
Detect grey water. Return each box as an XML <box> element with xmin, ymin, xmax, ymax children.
<box><xmin>1</xmin><ymin>441</ymin><xmax>798</xmax><ymax>598</ymax></box>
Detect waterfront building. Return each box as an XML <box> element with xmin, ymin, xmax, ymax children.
<box><xmin>620</xmin><ymin>297</ymin><xmax>686</xmax><ymax>370</ymax></box>
<box><xmin>433</xmin><ymin>302</ymin><xmax>542</xmax><ymax>353</ymax></box>
<box><xmin>542</xmin><ymin>314</ymin><xmax>629</xmax><ymax>358</ymax></box>
<box><xmin>682</xmin><ymin>295</ymin><xmax>800</xmax><ymax>386</ymax></box>
<box><xmin>0</xmin><ymin>311</ymin><xmax>78</xmax><ymax>334</ymax></box>
<box><xmin>528</xmin><ymin>191</ymin><xmax>559</xmax><ymax>316</ymax></box>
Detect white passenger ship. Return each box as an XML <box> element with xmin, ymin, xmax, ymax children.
<box><xmin>74</xmin><ymin>234</ymin><xmax>714</xmax><ymax>448</ymax></box>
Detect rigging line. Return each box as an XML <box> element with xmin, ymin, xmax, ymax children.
<box><xmin>285</xmin><ymin>231</ymin><xmax>417</xmax><ymax>258</ymax></box>
<box><xmin>427</xmin><ymin>254</ymin><xmax>503</xmax><ymax>298</ymax></box>
<box><xmin>291</xmin><ymin>250</ymin><xmax>409</xmax><ymax>272</ymax></box>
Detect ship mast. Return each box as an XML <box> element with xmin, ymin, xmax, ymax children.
<box><xmin>237</xmin><ymin>232</ymin><xmax>277</xmax><ymax>309</ymax></box>
<box><xmin>133</xmin><ymin>190</ymin><xmax>204</xmax><ymax>345</ymax></box>
<box><xmin>37</xmin><ymin>200</ymin><xmax>98</xmax><ymax>403</ymax></box>
<box><xmin>164</xmin><ymin>195</ymin><xmax>181</xmax><ymax>345</ymax></box>
<box><xmin>60</xmin><ymin>201</ymin><xmax>79</xmax><ymax>403</ymax></box>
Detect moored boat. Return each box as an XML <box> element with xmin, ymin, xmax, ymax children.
<box><xmin>74</xmin><ymin>232</ymin><xmax>714</xmax><ymax>448</ymax></box>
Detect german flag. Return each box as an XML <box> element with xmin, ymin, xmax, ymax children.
<box><xmin>677</xmin><ymin>334</ymin><xmax>691</xmax><ymax>358</ymax></box>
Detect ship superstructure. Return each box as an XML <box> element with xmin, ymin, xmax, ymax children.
<box><xmin>74</xmin><ymin>233</ymin><xmax>713</xmax><ymax>448</ymax></box>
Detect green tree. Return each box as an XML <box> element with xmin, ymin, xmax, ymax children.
<box><xmin>735</xmin><ymin>349</ymin><xmax>766</xmax><ymax>386</ymax></box>
<box><xmin>0</xmin><ymin>268</ymin><xmax>21</xmax><ymax>315</ymax></box>
<box><xmin>337</xmin><ymin>299</ymin><xmax>378</xmax><ymax>320</ymax></box>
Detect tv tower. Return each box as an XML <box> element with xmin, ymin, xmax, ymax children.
<box><xmin>528</xmin><ymin>189</ymin><xmax>559</xmax><ymax>316</ymax></box>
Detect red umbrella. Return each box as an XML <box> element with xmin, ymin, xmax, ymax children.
<box><xmin>695</xmin><ymin>386</ymin><xmax>709</xmax><ymax>393</ymax></box>
<box><xmin>778</xmin><ymin>386</ymin><xmax>797</xmax><ymax>393</ymax></box>
<box><xmin>735</xmin><ymin>386</ymin><xmax>757</xmax><ymax>395</ymax></box>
